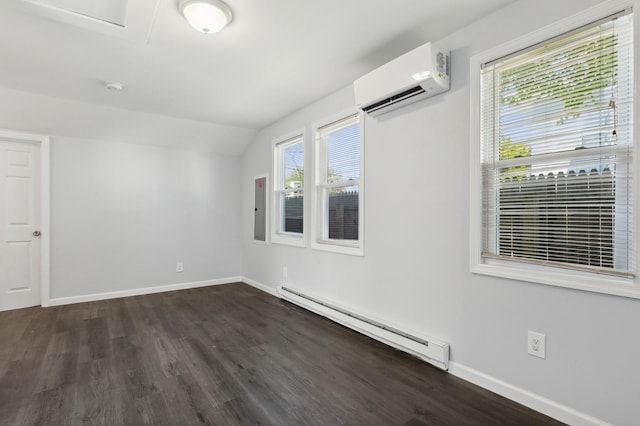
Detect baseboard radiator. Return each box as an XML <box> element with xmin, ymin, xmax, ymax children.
<box><xmin>278</xmin><ymin>285</ymin><xmax>450</xmax><ymax>370</ymax></box>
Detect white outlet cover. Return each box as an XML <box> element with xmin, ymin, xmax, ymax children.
<box><xmin>527</xmin><ymin>331</ymin><xmax>546</xmax><ymax>359</ymax></box>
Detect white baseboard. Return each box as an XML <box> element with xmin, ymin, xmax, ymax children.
<box><xmin>448</xmin><ymin>362</ymin><xmax>610</xmax><ymax>426</ymax></box>
<box><xmin>240</xmin><ymin>276</ymin><xmax>279</xmax><ymax>297</ymax></box>
<box><xmin>47</xmin><ymin>276</ymin><xmax>243</xmax><ymax>306</ymax></box>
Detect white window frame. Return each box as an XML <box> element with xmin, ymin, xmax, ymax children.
<box><xmin>311</xmin><ymin>109</ymin><xmax>365</xmax><ymax>256</ymax></box>
<box><xmin>271</xmin><ymin>129</ymin><xmax>306</xmax><ymax>247</ymax></box>
<box><xmin>469</xmin><ymin>0</ymin><xmax>640</xmax><ymax>299</ymax></box>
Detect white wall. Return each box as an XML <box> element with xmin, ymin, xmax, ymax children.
<box><xmin>0</xmin><ymin>89</ymin><xmax>244</xmax><ymax>301</ymax></box>
<box><xmin>240</xmin><ymin>0</ymin><xmax>640</xmax><ymax>424</ymax></box>
<box><xmin>51</xmin><ymin>137</ymin><xmax>242</xmax><ymax>298</ymax></box>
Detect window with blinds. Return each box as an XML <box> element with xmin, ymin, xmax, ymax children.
<box><xmin>314</xmin><ymin>113</ymin><xmax>363</xmax><ymax>253</ymax></box>
<box><xmin>480</xmin><ymin>10</ymin><xmax>635</xmax><ymax>277</ymax></box>
<box><xmin>273</xmin><ymin>134</ymin><xmax>304</xmax><ymax>243</ymax></box>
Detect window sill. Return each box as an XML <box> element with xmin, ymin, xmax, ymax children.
<box><xmin>471</xmin><ymin>259</ymin><xmax>640</xmax><ymax>299</ymax></box>
<box><xmin>311</xmin><ymin>240</ymin><xmax>363</xmax><ymax>256</ymax></box>
<box><xmin>271</xmin><ymin>233</ymin><xmax>306</xmax><ymax>248</ymax></box>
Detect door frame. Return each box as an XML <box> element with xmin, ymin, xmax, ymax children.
<box><xmin>0</xmin><ymin>129</ymin><xmax>50</xmax><ymax>307</ymax></box>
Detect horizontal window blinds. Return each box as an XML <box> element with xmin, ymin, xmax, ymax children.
<box><xmin>480</xmin><ymin>11</ymin><xmax>634</xmax><ymax>277</ymax></box>
<box><xmin>282</xmin><ymin>138</ymin><xmax>304</xmax><ymax>190</ymax></box>
<box><xmin>317</xmin><ymin>114</ymin><xmax>361</xmax><ymax>242</ymax></box>
<box><xmin>320</xmin><ymin>114</ymin><xmax>361</xmax><ymax>185</ymax></box>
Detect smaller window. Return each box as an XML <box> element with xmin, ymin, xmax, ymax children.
<box><xmin>312</xmin><ymin>112</ymin><xmax>364</xmax><ymax>255</ymax></box>
<box><xmin>272</xmin><ymin>132</ymin><xmax>305</xmax><ymax>246</ymax></box>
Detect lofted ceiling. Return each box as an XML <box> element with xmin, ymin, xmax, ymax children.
<box><xmin>0</xmin><ymin>0</ymin><xmax>515</xmax><ymax>152</ymax></box>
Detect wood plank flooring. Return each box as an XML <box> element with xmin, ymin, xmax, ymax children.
<box><xmin>0</xmin><ymin>283</ymin><xmax>563</xmax><ymax>425</ymax></box>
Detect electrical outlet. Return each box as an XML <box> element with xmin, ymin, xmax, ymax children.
<box><xmin>283</xmin><ymin>266</ymin><xmax>288</xmax><ymax>279</ymax></box>
<box><xmin>176</xmin><ymin>262</ymin><xmax>184</xmax><ymax>273</ymax></box>
<box><xmin>527</xmin><ymin>331</ymin><xmax>546</xmax><ymax>359</ymax></box>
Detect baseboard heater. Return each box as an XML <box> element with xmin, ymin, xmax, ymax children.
<box><xmin>278</xmin><ymin>285</ymin><xmax>450</xmax><ymax>370</ymax></box>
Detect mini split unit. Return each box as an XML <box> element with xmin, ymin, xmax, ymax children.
<box><xmin>354</xmin><ymin>41</ymin><xmax>450</xmax><ymax>117</ymax></box>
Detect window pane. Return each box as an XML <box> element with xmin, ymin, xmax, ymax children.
<box><xmin>283</xmin><ymin>141</ymin><xmax>304</xmax><ymax>189</ymax></box>
<box><xmin>495</xmin><ymin>21</ymin><xmax>633</xmax><ymax>159</ymax></box>
<box><xmin>281</xmin><ymin>191</ymin><xmax>304</xmax><ymax>233</ymax></box>
<box><xmin>498</xmin><ymin>167</ymin><xmax>615</xmax><ymax>268</ymax></box>
<box><xmin>328</xmin><ymin>187</ymin><xmax>359</xmax><ymax>240</ymax></box>
<box><xmin>327</xmin><ymin>122</ymin><xmax>360</xmax><ymax>182</ymax></box>
<box><xmin>274</xmin><ymin>134</ymin><xmax>304</xmax><ymax>241</ymax></box>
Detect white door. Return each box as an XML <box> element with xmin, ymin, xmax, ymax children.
<box><xmin>0</xmin><ymin>140</ymin><xmax>41</xmax><ymax>311</ymax></box>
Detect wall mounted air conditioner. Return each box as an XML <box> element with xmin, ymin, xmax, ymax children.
<box><xmin>354</xmin><ymin>42</ymin><xmax>450</xmax><ymax>117</ymax></box>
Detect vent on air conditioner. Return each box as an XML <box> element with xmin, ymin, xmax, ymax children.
<box><xmin>361</xmin><ymin>86</ymin><xmax>426</xmax><ymax>115</ymax></box>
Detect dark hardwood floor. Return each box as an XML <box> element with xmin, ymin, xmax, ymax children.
<box><xmin>0</xmin><ymin>283</ymin><xmax>562</xmax><ymax>425</ymax></box>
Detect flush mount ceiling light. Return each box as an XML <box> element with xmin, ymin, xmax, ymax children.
<box><xmin>179</xmin><ymin>0</ymin><xmax>232</xmax><ymax>34</ymax></box>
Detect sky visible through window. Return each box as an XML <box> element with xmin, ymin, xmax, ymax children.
<box><xmin>284</xmin><ymin>142</ymin><xmax>304</xmax><ymax>189</ymax></box>
<box><xmin>283</xmin><ymin>122</ymin><xmax>361</xmax><ymax>185</ymax></box>
<box><xmin>326</xmin><ymin>122</ymin><xmax>360</xmax><ymax>182</ymax></box>
<box><xmin>495</xmin><ymin>15</ymin><xmax>633</xmax><ymax>177</ymax></box>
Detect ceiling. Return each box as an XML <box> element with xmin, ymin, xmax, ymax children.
<box><xmin>0</xmin><ymin>0</ymin><xmax>515</xmax><ymax>151</ymax></box>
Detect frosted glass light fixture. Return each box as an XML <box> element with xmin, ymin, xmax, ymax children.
<box><xmin>180</xmin><ymin>0</ymin><xmax>232</xmax><ymax>34</ymax></box>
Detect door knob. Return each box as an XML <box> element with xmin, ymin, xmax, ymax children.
<box><xmin>33</xmin><ymin>230</ymin><xmax>41</xmax><ymax>237</ymax></box>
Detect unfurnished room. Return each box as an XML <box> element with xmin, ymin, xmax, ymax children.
<box><xmin>0</xmin><ymin>0</ymin><xmax>639</xmax><ymax>425</ymax></box>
